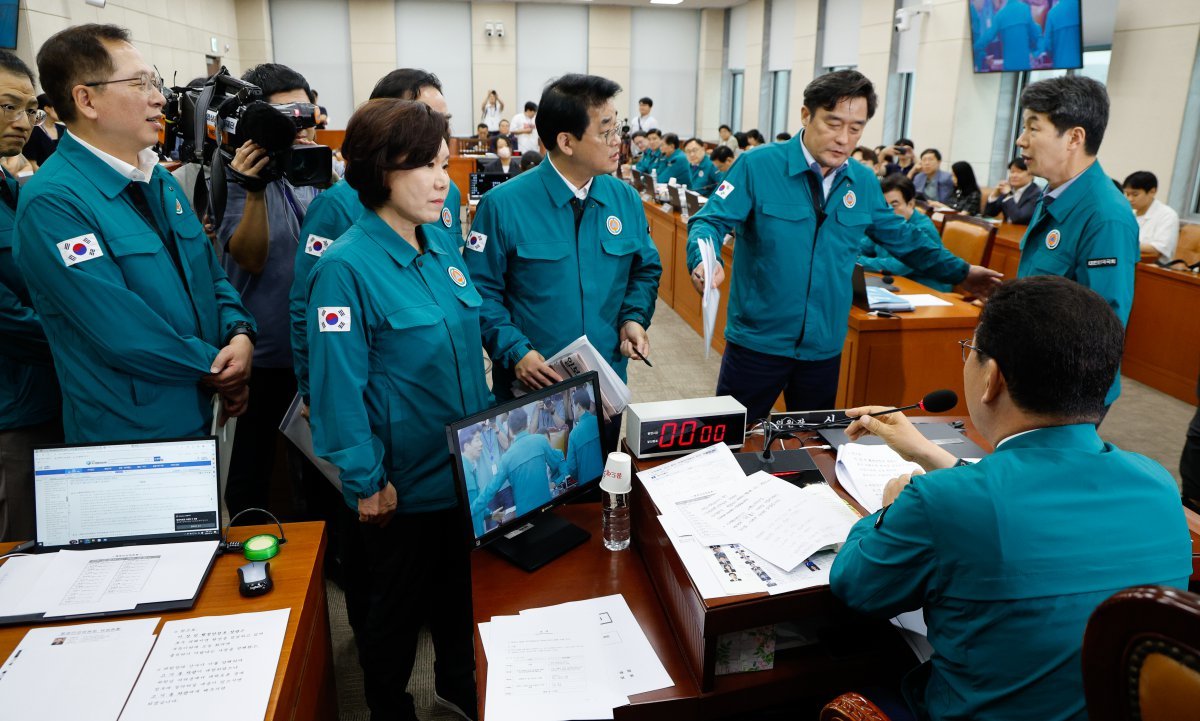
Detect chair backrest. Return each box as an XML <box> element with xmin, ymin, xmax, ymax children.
<box><xmin>979</xmin><ymin>186</ymin><xmax>993</xmax><ymax>213</ymax></box>
<box><xmin>1083</xmin><ymin>585</ymin><xmax>1200</xmax><ymax>721</ymax></box>
<box><xmin>940</xmin><ymin>215</ymin><xmax>996</xmax><ymax>266</ymax></box>
<box><xmin>1177</xmin><ymin>224</ymin><xmax>1200</xmax><ymax>266</ymax></box>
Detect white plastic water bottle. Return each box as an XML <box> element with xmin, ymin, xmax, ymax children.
<box><xmin>600</xmin><ymin>451</ymin><xmax>632</xmax><ymax>551</ymax></box>
<box><xmin>679</xmin><ymin>184</ymin><xmax>690</xmax><ymax>222</ymax></box>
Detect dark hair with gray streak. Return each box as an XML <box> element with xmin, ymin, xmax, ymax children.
<box><xmin>803</xmin><ymin>69</ymin><xmax>877</xmax><ymax>120</ymax></box>
<box><xmin>1020</xmin><ymin>75</ymin><xmax>1109</xmax><ymax>156</ymax></box>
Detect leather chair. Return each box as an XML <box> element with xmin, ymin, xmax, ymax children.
<box><xmin>1175</xmin><ymin>224</ymin><xmax>1200</xmax><ymax>267</ymax></box>
<box><xmin>940</xmin><ymin>215</ymin><xmax>996</xmax><ymax>267</ymax></box>
<box><xmin>820</xmin><ymin>692</ymin><xmax>893</xmax><ymax>721</ymax></box>
<box><xmin>1083</xmin><ymin>585</ymin><xmax>1200</xmax><ymax>721</ymax></box>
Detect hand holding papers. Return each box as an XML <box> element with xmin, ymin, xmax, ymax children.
<box><xmin>698</xmin><ymin>237</ymin><xmax>720</xmax><ymax>358</ymax></box>
<box><xmin>835</xmin><ymin>443</ymin><xmax>925</xmax><ymax>514</ymax></box>
<box><xmin>513</xmin><ymin>336</ymin><xmax>631</xmax><ymax>419</ymax></box>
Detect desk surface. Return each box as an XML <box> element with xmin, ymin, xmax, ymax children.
<box><xmin>0</xmin><ymin>522</ymin><xmax>333</xmax><ymax>721</ymax></box>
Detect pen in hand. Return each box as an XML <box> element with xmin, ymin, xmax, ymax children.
<box><xmin>633</xmin><ymin>348</ymin><xmax>653</xmax><ymax>367</ymax></box>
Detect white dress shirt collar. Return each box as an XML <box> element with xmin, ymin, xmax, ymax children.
<box><xmin>69</xmin><ymin>130</ymin><xmax>159</xmax><ymax>184</ymax></box>
<box><xmin>547</xmin><ymin>156</ymin><xmax>593</xmax><ymax>200</ymax></box>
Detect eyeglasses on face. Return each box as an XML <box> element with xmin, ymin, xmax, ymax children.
<box><xmin>958</xmin><ymin>338</ymin><xmax>982</xmax><ymax>363</ymax></box>
<box><xmin>83</xmin><ymin>69</ymin><xmax>164</xmax><ymax>97</ymax></box>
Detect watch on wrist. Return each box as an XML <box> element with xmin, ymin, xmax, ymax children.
<box><xmin>227</xmin><ymin>323</ymin><xmax>257</xmax><ymax>346</ymax></box>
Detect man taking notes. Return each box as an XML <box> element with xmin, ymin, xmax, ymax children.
<box><xmin>831</xmin><ymin>276</ymin><xmax>1191</xmax><ymax>721</ymax></box>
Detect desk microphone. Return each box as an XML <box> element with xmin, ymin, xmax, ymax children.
<box><xmin>865</xmin><ymin>389</ymin><xmax>958</xmax><ymax>419</ymax></box>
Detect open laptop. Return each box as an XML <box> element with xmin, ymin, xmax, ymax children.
<box><xmin>631</xmin><ymin>168</ymin><xmax>645</xmax><ymax>191</ymax></box>
<box><xmin>851</xmin><ymin>264</ymin><xmax>914</xmax><ymax>313</ymax></box>
<box><xmin>31</xmin><ymin>437</ymin><xmax>222</xmax><ymax>552</ymax></box>
<box><xmin>667</xmin><ymin>185</ymin><xmax>701</xmax><ymax>216</ymax></box>
<box><xmin>469</xmin><ymin>172</ymin><xmax>512</xmax><ymax>201</ymax></box>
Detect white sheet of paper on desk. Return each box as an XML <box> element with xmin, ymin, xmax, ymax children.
<box><xmin>835</xmin><ymin>443</ymin><xmax>925</xmax><ymax>514</ymax></box>
<box><xmin>484</xmin><ymin>613</ymin><xmax>622</xmax><ymax>721</ymax></box>
<box><xmin>0</xmin><ymin>554</ymin><xmax>53</xmax><ymax>617</ymax></box>
<box><xmin>518</xmin><ymin>594</ymin><xmax>672</xmax><ymax>698</ymax></box>
<box><xmin>698</xmin><ymin>237</ymin><xmax>720</xmax><ymax>359</ymax></box>
<box><xmin>636</xmin><ymin>442</ymin><xmax>746</xmax><ymax>510</ymax></box>
<box><xmin>896</xmin><ymin>293</ymin><xmax>953</xmax><ymax>307</ymax></box>
<box><xmin>280</xmin><ymin>392</ymin><xmax>343</xmax><ymax>491</ymax></box>
<box><xmin>119</xmin><ymin>608</ymin><xmax>291</xmax><ymax>721</ymax></box>
<box><xmin>0</xmin><ymin>618</ymin><xmax>159</xmax><ymax>721</ymax></box>
<box><xmin>700</xmin><ymin>472</ymin><xmax>859</xmax><ymax>572</ymax></box>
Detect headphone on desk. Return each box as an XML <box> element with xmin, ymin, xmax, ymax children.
<box><xmin>220</xmin><ymin>507</ymin><xmax>288</xmax><ymax>561</ymax></box>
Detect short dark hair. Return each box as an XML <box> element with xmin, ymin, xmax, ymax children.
<box><xmin>519</xmin><ymin>150</ymin><xmax>542</xmax><ymax>171</ymax></box>
<box><xmin>895</xmin><ymin>138</ymin><xmax>914</xmax><ymax>148</ymax></box>
<box><xmin>631</xmin><ymin>130</ymin><xmax>647</xmax><ymax>140</ymax></box>
<box><xmin>242</xmin><ymin>63</ymin><xmax>309</xmax><ymax>99</ymax></box>
<box><xmin>974</xmin><ymin>276</ymin><xmax>1123</xmax><ymax>422</ymax></box>
<box><xmin>683</xmin><ymin>137</ymin><xmax>703</xmax><ymax>149</ymax></box>
<box><xmin>719</xmin><ymin>123</ymin><xmax>731</xmax><ymax>132</ymax></box>
<box><xmin>776</xmin><ymin>132</ymin><xmax>792</xmax><ymax>141</ymax></box>
<box><xmin>458</xmin><ymin>426</ymin><xmax>481</xmax><ymax>446</ymax></box>
<box><xmin>477</xmin><ymin>122</ymin><xmax>488</xmax><ymax>130</ymax></box>
<box><xmin>880</xmin><ymin>173</ymin><xmax>916</xmax><ymax>203</ymax></box>
<box><xmin>1020</xmin><ymin>75</ymin><xmax>1109</xmax><ymax>156</ymax></box>
<box><xmin>746</xmin><ymin>129</ymin><xmax>765</xmax><ymax>144</ymax></box>
<box><xmin>734</xmin><ymin>131</ymin><xmax>748</xmax><ymax>149</ymax></box>
<box><xmin>920</xmin><ymin>148</ymin><xmax>942</xmax><ymax>161</ymax></box>
<box><xmin>951</xmin><ymin>161</ymin><xmax>980</xmax><ymax>195</ymax></box>
<box><xmin>662</xmin><ymin>132</ymin><xmax>680</xmax><ymax>150</ymax></box>
<box><xmin>853</xmin><ymin>146</ymin><xmax>878</xmax><ymax>163</ymax></box>
<box><xmin>524</xmin><ymin>101</ymin><xmax>538</xmax><ymax>112</ymax></box>
<box><xmin>37</xmin><ymin>23</ymin><xmax>130</xmax><ymax>124</ymax></box>
<box><xmin>0</xmin><ymin>50</ymin><xmax>33</xmax><ymax>84</ymax></box>
<box><xmin>1008</xmin><ymin>157</ymin><xmax>1028</xmax><ymax>171</ymax></box>
<box><xmin>1122</xmin><ymin>171</ymin><xmax>1158</xmax><ymax>193</ymax></box>
<box><xmin>572</xmin><ymin>388</ymin><xmax>593</xmax><ymax>411</ymax></box>
<box><xmin>342</xmin><ymin>99</ymin><xmax>448</xmax><ymax>210</ymax></box>
<box><xmin>507</xmin><ymin>408</ymin><xmax>528</xmax><ymax>434</ymax></box>
<box><xmin>36</xmin><ymin>92</ymin><xmax>51</xmax><ymax>110</ymax></box>
<box><xmin>803</xmin><ymin>69</ymin><xmax>877</xmax><ymax>120</ymax></box>
<box><xmin>639</xmin><ymin>96</ymin><xmax>653</xmax><ymax>107</ymax></box>
<box><xmin>711</xmin><ymin>145</ymin><xmax>734</xmax><ymax>163</ymax></box>
<box><xmin>536</xmin><ymin>74</ymin><xmax>620</xmax><ymax>152</ymax></box>
<box><xmin>646</xmin><ymin>128</ymin><xmax>662</xmax><ymax>139</ymax></box>
<box><xmin>370</xmin><ymin>68</ymin><xmax>441</xmax><ymax>100</ymax></box>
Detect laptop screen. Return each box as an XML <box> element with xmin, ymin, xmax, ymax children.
<box><xmin>33</xmin><ymin>438</ymin><xmax>221</xmax><ymax>549</ymax></box>
<box><xmin>469</xmin><ymin>172</ymin><xmax>511</xmax><ymax>199</ymax></box>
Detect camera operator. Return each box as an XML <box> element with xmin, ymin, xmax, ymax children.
<box><xmin>218</xmin><ymin>63</ymin><xmax>323</xmax><ymax>521</ymax></box>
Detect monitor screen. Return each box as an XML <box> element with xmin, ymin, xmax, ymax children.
<box><xmin>33</xmin><ymin>437</ymin><xmax>221</xmax><ymax>548</ymax></box>
<box><xmin>469</xmin><ymin>172</ymin><xmax>511</xmax><ymax>199</ymax></box>
<box><xmin>0</xmin><ymin>0</ymin><xmax>15</xmax><ymax>50</ymax></box>
<box><xmin>969</xmin><ymin>0</ymin><xmax>1081</xmax><ymax>74</ymax></box>
<box><xmin>448</xmin><ymin>372</ymin><xmax>605</xmax><ymax>546</ymax></box>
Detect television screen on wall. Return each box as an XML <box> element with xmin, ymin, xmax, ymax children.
<box><xmin>0</xmin><ymin>0</ymin><xmax>16</xmax><ymax>50</ymax></box>
<box><xmin>969</xmin><ymin>0</ymin><xmax>1083</xmax><ymax>73</ymax></box>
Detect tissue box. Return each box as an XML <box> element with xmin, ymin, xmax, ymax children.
<box><xmin>715</xmin><ymin>624</ymin><xmax>776</xmax><ymax>675</ymax></box>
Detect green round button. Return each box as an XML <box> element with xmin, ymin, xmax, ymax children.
<box><xmin>243</xmin><ymin>534</ymin><xmax>279</xmax><ymax>561</ymax></box>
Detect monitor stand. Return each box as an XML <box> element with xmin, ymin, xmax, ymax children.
<box><xmin>735</xmin><ymin>449</ymin><xmax>823</xmax><ymax>486</ymax></box>
<box><xmin>488</xmin><ymin>512</ymin><xmax>591</xmax><ymax>572</ymax></box>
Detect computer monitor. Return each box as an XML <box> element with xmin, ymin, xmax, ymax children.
<box><xmin>631</xmin><ymin>168</ymin><xmax>645</xmax><ymax>190</ymax></box>
<box><xmin>969</xmin><ymin>0</ymin><xmax>1082</xmax><ymax>73</ymax></box>
<box><xmin>469</xmin><ymin>172</ymin><xmax>511</xmax><ymax>200</ymax></box>
<box><xmin>447</xmin><ymin>372</ymin><xmax>605</xmax><ymax>571</ymax></box>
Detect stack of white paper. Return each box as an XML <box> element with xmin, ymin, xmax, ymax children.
<box><xmin>698</xmin><ymin>237</ymin><xmax>720</xmax><ymax>359</ymax></box>
<box><xmin>479</xmin><ymin>594</ymin><xmax>672</xmax><ymax>721</ymax></box>
<box><xmin>0</xmin><ymin>618</ymin><xmax>160</xmax><ymax>721</ymax></box>
<box><xmin>835</xmin><ymin>443</ymin><xmax>924</xmax><ymax>514</ymax></box>
<box><xmin>513</xmin><ymin>336</ymin><xmax>631</xmax><ymax>419</ymax></box>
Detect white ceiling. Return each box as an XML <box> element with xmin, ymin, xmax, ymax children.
<box><xmin>442</xmin><ymin>0</ymin><xmax>745</xmax><ymax>8</ymax></box>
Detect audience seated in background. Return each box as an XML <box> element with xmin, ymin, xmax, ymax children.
<box><xmin>744</xmin><ymin>128</ymin><xmax>766</xmax><ymax>151</ymax></box>
<box><xmin>511</xmin><ymin>101</ymin><xmax>539</xmax><ymax>154</ymax></box>
<box><xmin>983</xmin><ymin>157</ymin><xmax>1042</xmax><ymax>224</ymax></box>
<box><xmin>949</xmin><ymin>160</ymin><xmax>982</xmax><ymax>215</ymax></box>
<box><xmin>857</xmin><ymin>174</ymin><xmax>952</xmax><ymax>292</ymax></box>
<box><xmin>717</xmin><ymin>124</ymin><xmax>737</xmax><ymax>154</ymax></box>
<box><xmin>630</xmin><ymin>130</ymin><xmax>647</xmax><ymax>159</ymax></box>
<box><xmin>475</xmin><ymin>123</ymin><xmax>489</xmax><ymax>144</ymax></box>
<box><xmin>683</xmin><ymin>137</ymin><xmax>718</xmax><ymax>196</ymax></box>
<box><xmin>912</xmin><ymin>148</ymin><xmax>955</xmax><ymax>204</ymax></box>
<box><xmin>518</xmin><ymin>150</ymin><xmax>542</xmax><ymax>173</ymax></box>
<box><xmin>775</xmin><ymin>132</ymin><xmax>791</xmax><ymax>142</ymax></box>
<box><xmin>1122</xmin><ymin>171</ymin><xmax>1180</xmax><ymax>264</ymax></box>
<box><xmin>489</xmin><ymin>117</ymin><xmax>518</xmax><ymax>154</ymax></box>
<box><xmin>634</xmin><ymin>128</ymin><xmax>663</xmax><ymax>175</ymax></box>
<box><xmin>657</xmin><ymin>132</ymin><xmax>691</xmax><ymax>185</ymax></box>
<box><xmin>851</xmin><ymin>145</ymin><xmax>877</xmax><ymax>170</ymax></box>
<box><xmin>892</xmin><ymin>137</ymin><xmax>916</xmax><ymax>175</ymax></box>
<box><xmin>480</xmin><ymin>137</ymin><xmax>520</xmax><ymax>176</ymax></box>
<box><xmin>733</xmin><ymin>130</ymin><xmax>749</xmax><ymax>156</ymax></box>
<box><xmin>710</xmin><ymin>145</ymin><xmax>735</xmax><ymax>182</ymax></box>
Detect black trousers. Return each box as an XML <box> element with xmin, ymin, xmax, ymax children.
<box><xmin>357</xmin><ymin>507</ymin><xmax>476</xmax><ymax>721</ymax></box>
<box><xmin>716</xmin><ymin>341</ymin><xmax>842</xmax><ymax>423</ymax></box>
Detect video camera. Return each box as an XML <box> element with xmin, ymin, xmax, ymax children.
<box><xmin>160</xmin><ymin>68</ymin><xmax>332</xmax><ymax>221</ymax></box>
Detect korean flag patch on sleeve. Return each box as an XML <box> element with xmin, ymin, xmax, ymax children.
<box><xmin>57</xmin><ymin>233</ymin><xmax>103</xmax><ymax>267</ymax></box>
<box><xmin>465</xmin><ymin>231</ymin><xmax>488</xmax><ymax>252</ymax></box>
<box><xmin>714</xmin><ymin>181</ymin><xmax>735</xmax><ymax>199</ymax></box>
<box><xmin>317</xmin><ymin>307</ymin><xmax>351</xmax><ymax>332</ymax></box>
<box><xmin>305</xmin><ymin>234</ymin><xmax>334</xmax><ymax>257</ymax></box>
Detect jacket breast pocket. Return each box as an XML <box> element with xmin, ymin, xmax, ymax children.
<box><xmin>756</xmin><ymin>201</ymin><xmax>814</xmax><ymax>251</ymax></box>
<box><xmin>515</xmin><ymin>241</ymin><xmax>571</xmax><ymax>263</ymax></box>
<box><xmin>381</xmin><ymin>304</ymin><xmax>448</xmax><ymax>361</ymax></box>
<box><xmin>105</xmin><ymin>231</ymin><xmax>163</xmax><ymax>258</ymax></box>
<box><xmin>600</xmin><ymin>233</ymin><xmax>640</xmax><ymax>258</ymax></box>
<box><xmin>1028</xmin><ymin>250</ymin><xmax>1073</xmax><ymax>277</ymax></box>
<box><xmin>837</xmin><ymin>206</ymin><xmax>871</xmax><ymax>228</ymax></box>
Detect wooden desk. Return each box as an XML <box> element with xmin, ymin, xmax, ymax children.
<box><xmin>1122</xmin><ymin>263</ymin><xmax>1200</xmax><ymax>404</ymax></box>
<box><xmin>0</xmin><ymin>523</ymin><xmax>335</xmax><ymax>721</ymax></box>
<box><xmin>449</xmin><ymin>156</ymin><xmax>478</xmax><ymax>208</ymax></box>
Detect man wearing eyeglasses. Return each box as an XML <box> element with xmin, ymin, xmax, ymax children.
<box><xmin>830</xmin><ymin>276</ymin><xmax>1190</xmax><ymax>721</ymax></box>
<box><xmin>13</xmin><ymin>24</ymin><xmax>255</xmax><ymax>443</ymax></box>
<box><xmin>0</xmin><ymin>50</ymin><xmax>62</xmax><ymax>542</ymax></box>
<box><xmin>463</xmin><ymin>74</ymin><xmax>661</xmax><ymax>434</ymax></box>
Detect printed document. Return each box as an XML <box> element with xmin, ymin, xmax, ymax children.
<box><xmin>835</xmin><ymin>443</ymin><xmax>924</xmax><ymax>514</ymax></box>
<box><xmin>513</xmin><ymin>336</ymin><xmax>631</xmax><ymax>419</ymax></box>
<box><xmin>280</xmin><ymin>393</ymin><xmax>343</xmax><ymax>491</ymax></box>
<box><xmin>698</xmin><ymin>237</ymin><xmax>720</xmax><ymax>359</ymax></box>
<box><xmin>636</xmin><ymin>442</ymin><xmax>746</xmax><ymax>511</ymax></box>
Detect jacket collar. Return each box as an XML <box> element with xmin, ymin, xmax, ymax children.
<box><xmin>994</xmin><ymin>423</ymin><xmax>1105</xmax><ymax>453</ymax></box>
<box><xmin>358</xmin><ymin>208</ymin><xmax>445</xmax><ymax>268</ymax></box>
<box><xmin>536</xmin><ymin>158</ymin><xmax>614</xmax><ymax>209</ymax></box>
<box><xmin>57</xmin><ymin>131</ymin><xmax>158</xmax><ymax>199</ymax></box>
<box><xmin>1043</xmin><ymin>160</ymin><xmax>1105</xmax><ymax>222</ymax></box>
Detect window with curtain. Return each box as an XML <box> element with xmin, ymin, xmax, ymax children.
<box><xmin>729</xmin><ymin>71</ymin><xmax>745</xmax><ymax>134</ymax></box>
<box><xmin>770</xmin><ymin>70</ymin><xmax>790</xmax><ymax>138</ymax></box>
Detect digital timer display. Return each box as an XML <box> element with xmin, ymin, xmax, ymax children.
<box><xmin>639</xmin><ymin>413</ymin><xmax>745</xmax><ymax>453</ymax></box>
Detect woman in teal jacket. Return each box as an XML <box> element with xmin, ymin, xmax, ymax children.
<box><xmin>306</xmin><ymin>99</ymin><xmax>490</xmax><ymax>720</ymax></box>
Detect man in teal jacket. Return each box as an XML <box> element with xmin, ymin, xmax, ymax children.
<box><xmin>973</xmin><ymin>0</ymin><xmax>1040</xmax><ymax>72</ymax></box>
<box><xmin>0</xmin><ymin>50</ymin><xmax>61</xmax><ymax>541</ymax></box>
<box><xmin>1037</xmin><ymin>0</ymin><xmax>1082</xmax><ymax>68</ymax></box>
<box><xmin>656</xmin><ymin>133</ymin><xmax>691</xmax><ymax>185</ymax></box>
<box><xmin>564</xmin><ymin>388</ymin><xmax>603</xmax><ymax>484</ymax></box>
<box><xmin>684</xmin><ymin>137</ymin><xmax>720</xmax><ymax>196</ymax></box>
<box><xmin>16</xmin><ymin>25</ymin><xmax>254</xmax><ymax>443</ymax></box>
<box><xmin>634</xmin><ymin>127</ymin><xmax>663</xmax><ymax>175</ymax></box>
<box><xmin>1014</xmin><ymin>75</ymin><xmax>1136</xmax><ymax>410</ymax></box>
<box><xmin>858</xmin><ymin>173</ymin><xmax>952</xmax><ymax>292</ymax></box>
<box><xmin>831</xmin><ymin>276</ymin><xmax>1192</xmax><ymax>721</ymax></box>
<box><xmin>464</xmin><ymin>74</ymin><xmax>661</xmax><ymax>403</ymax></box>
<box><xmin>289</xmin><ymin>68</ymin><xmax>463</xmax><ymax>403</ymax></box>
<box><xmin>471</xmin><ymin>407</ymin><xmax>567</xmax><ymax>519</ymax></box>
<box><xmin>686</xmin><ymin>70</ymin><xmax>999</xmax><ymax>421</ymax></box>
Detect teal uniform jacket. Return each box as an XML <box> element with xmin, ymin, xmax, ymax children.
<box><xmin>289</xmin><ymin>178</ymin><xmax>462</xmax><ymax>401</ymax></box>
<box><xmin>658</xmin><ymin>149</ymin><xmax>691</xmax><ymax>185</ymax></box>
<box><xmin>688</xmin><ymin>156</ymin><xmax>720</xmax><ymax>196</ymax></box>
<box><xmin>14</xmin><ymin>133</ymin><xmax>254</xmax><ymax>442</ymax></box>
<box><xmin>471</xmin><ymin>430</ymin><xmax>566</xmax><ymax>519</ymax></box>
<box><xmin>973</xmin><ymin>0</ymin><xmax>1039</xmax><ymax>71</ymax></box>
<box><xmin>306</xmin><ymin>209</ymin><xmax>491</xmax><ymax>511</ymax></box>
<box><xmin>564</xmin><ymin>410</ymin><xmax>602</xmax><ymax>482</ymax></box>
<box><xmin>0</xmin><ymin>171</ymin><xmax>60</xmax><ymax>430</ymax></box>
<box><xmin>1017</xmin><ymin>161</ymin><xmax>1137</xmax><ymax>405</ymax></box>
<box><xmin>857</xmin><ymin>212</ymin><xmax>953</xmax><ymax>292</ymax></box>
<box><xmin>687</xmin><ymin>134</ymin><xmax>967</xmax><ymax>360</ymax></box>
<box><xmin>463</xmin><ymin>158</ymin><xmax>661</xmax><ymax>389</ymax></box>
<box><xmin>830</xmin><ymin>424</ymin><xmax>1192</xmax><ymax>721</ymax></box>
<box><xmin>1037</xmin><ymin>0</ymin><xmax>1081</xmax><ymax>67</ymax></box>
<box><xmin>463</xmin><ymin>456</ymin><xmax>494</xmax><ymax>538</ymax></box>
<box><xmin>635</xmin><ymin>148</ymin><xmax>661</xmax><ymax>175</ymax></box>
